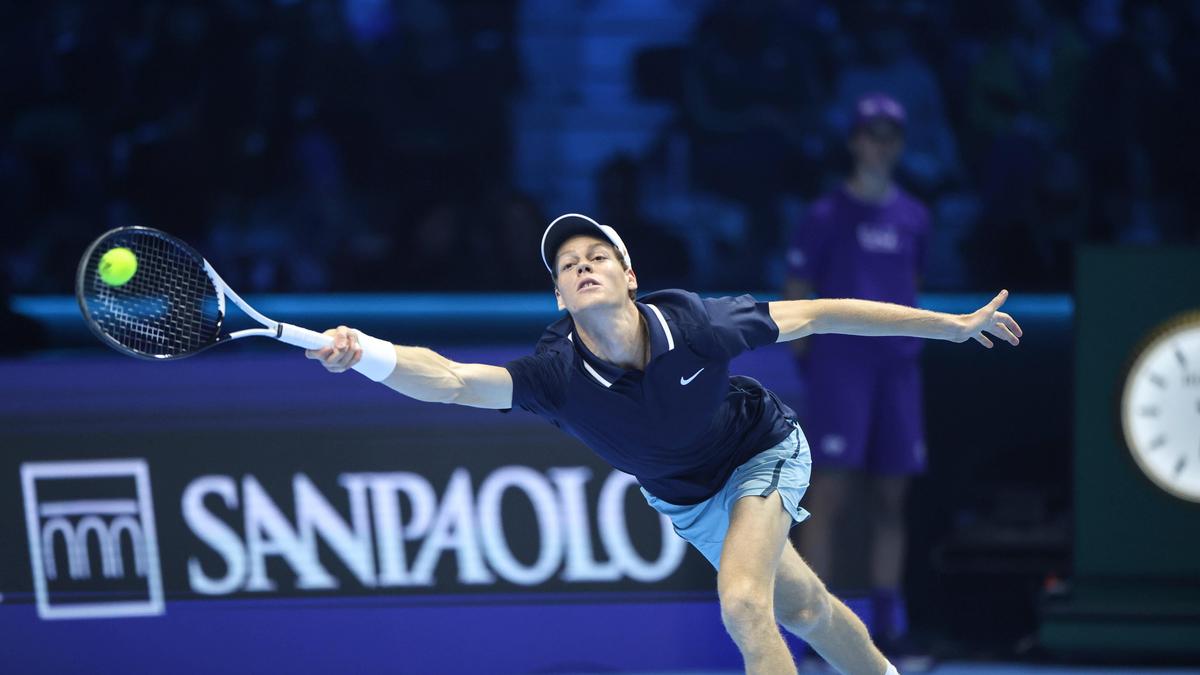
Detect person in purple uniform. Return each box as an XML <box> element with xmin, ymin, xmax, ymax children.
<box><xmin>786</xmin><ymin>93</ymin><xmax>930</xmax><ymax>652</ymax></box>
<box><xmin>308</xmin><ymin>212</ymin><xmax>1021</xmax><ymax>674</ymax></box>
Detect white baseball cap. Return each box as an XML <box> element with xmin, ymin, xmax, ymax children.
<box><xmin>540</xmin><ymin>213</ymin><xmax>632</xmax><ymax>275</ymax></box>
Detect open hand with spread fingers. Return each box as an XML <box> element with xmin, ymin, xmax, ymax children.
<box><xmin>956</xmin><ymin>289</ymin><xmax>1023</xmax><ymax>348</ymax></box>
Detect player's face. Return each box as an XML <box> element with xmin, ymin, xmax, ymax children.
<box><xmin>849</xmin><ymin>121</ymin><xmax>904</xmax><ymax>175</ymax></box>
<box><xmin>553</xmin><ymin>235</ymin><xmax>636</xmax><ymax>313</ymax></box>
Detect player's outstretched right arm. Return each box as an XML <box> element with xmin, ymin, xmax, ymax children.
<box><xmin>306</xmin><ymin>326</ymin><xmax>513</xmax><ymax>409</ymax></box>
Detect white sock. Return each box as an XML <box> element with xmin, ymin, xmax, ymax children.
<box><xmin>884</xmin><ymin>664</ymin><xmax>899</xmax><ymax>675</ymax></box>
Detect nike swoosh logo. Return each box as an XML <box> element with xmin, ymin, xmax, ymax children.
<box><xmin>680</xmin><ymin>368</ymin><xmax>705</xmax><ymax>385</ymax></box>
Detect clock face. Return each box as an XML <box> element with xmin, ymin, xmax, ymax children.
<box><xmin>1120</xmin><ymin>316</ymin><xmax>1200</xmax><ymax>503</ymax></box>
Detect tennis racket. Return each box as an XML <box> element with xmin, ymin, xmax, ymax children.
<box><xmin>75</xmin><ymin>226</ymin><xmax>396</xmax><ymax>380</ymax></box>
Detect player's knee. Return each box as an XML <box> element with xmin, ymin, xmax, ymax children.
<box><xmin>718</xmin><ymin>582</ymin><xmax>774</xmax><ymax>636</ymax></box>
<box><xmin>776</xmin><ymin>586</ymin><xmax>832</xmax><ymax>636</ymax></box>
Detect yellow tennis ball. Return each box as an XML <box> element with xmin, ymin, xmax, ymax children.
<box><xmin>99</xmin><ymin>247</ymin><xmax>138</xmax><ymax>286</ymax></box>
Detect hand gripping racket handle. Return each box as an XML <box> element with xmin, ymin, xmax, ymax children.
<box><xmin>276</xmin><ymin>323</ymin><xmax>398</xmax><ymax>382</ymax></box>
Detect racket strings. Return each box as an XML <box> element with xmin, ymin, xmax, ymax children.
<box><xmin>83</xmin><ymin>230</ymin><xmax>222</xmax><ymax>358</ymax></box>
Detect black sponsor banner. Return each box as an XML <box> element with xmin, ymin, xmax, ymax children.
<box><xmin>1</xmin><ymin>353</ymin><xmax>714</xmax><ymax>620</ymax></box>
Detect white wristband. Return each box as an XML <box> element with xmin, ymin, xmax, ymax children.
<box><xmin>351</xmin><ymin>331</ymin><xmax>397</xmax><ymax>382</ymax></box>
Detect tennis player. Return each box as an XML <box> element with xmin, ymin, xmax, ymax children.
<box><xmin>307</xmin><ymin>213</ymin><xmax>1022</xmax><ymax>675</ymax></box>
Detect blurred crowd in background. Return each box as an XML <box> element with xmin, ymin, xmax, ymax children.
<box><xmin>3</xmin><ymin>0</ymin><xmax>1199</xmax><ymax>296</ymax></box>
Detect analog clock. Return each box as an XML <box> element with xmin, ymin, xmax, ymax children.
<box><xmin>1120</xmin><ymin>313</ymin><xmax>1200</xmax><ymax>503</ymax></box>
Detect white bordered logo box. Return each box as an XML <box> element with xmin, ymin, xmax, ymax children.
<box><xmin>20</xmin><ymin>459</ymin><xmax>165</xmax><ymax>620</ymax></box>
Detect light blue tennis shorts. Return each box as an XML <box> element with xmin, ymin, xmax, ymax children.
<box><xmin>640</xmin><ymin>423</ymin><xmax>812</xmax><ymax>569</ymax></box>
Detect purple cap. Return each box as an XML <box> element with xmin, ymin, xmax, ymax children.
<box><xmin>852</xmin><ymin>93</ymin><xmax>906</xmax><ymax>133</ymax></box>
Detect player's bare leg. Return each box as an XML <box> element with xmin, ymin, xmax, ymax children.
<box><xmin>774</xmin><ymin>542</ymin><xmax>891</xmax><ymax>674</ymax></box>
<box><xmin>718</xmin><ymin>493</ymin><xmax>800</xmax><ymax>675</ymax></box>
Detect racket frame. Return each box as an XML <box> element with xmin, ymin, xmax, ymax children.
<box><xmin>76</xmin><ymin>227</ymin><xmax>395</xmax><ymax>380</ymax></box>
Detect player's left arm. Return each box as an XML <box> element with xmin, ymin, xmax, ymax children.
<box><xmin>768</xmin><ymin>289</ymin><xmax>1022</xmax><ymax>348</ymax></box>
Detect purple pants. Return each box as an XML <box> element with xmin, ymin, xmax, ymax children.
<box><xmin>798</xmin><ymin>353</ymin><xmax>926</xmax><ymax>475</ymax></box>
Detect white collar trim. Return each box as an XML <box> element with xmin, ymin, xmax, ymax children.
<box><xmin>567</xmin><ymin>332</ymin><xmax>613</xmax><ymax>388</ymax></box>
<box><xmin>645</xmin><ymin>303</ymin><xmax>674</xmax><ymax>351</ymax></box>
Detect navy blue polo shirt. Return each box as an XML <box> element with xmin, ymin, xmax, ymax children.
<box><xmin>505</xmin><ymin>289</ymin><xmax>797</xmax><ymax>505</ymax></box>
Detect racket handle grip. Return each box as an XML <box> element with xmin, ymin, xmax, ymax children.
<box><xmin>276</xmin><ymin>323</ymin><xmax>397</xmax><ymax>382</ymax></box>
<box><xmin>276</xmin><ymin>323</ymin><xmax>334</xmax><ymax>350</ymax></box>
